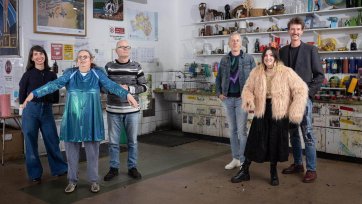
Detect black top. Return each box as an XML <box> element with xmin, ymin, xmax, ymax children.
<box><xmin>227</xmin><ymin>52</ymin><xmax>241</xmax><ymax>97</ymax></box>
<box><xmin>288</xmin><ymin>45</ymin><xmax>300</xmax><ymax>69</ymax></box>
<box><xmin>19</xmin><ymin>68</ymin><xmax>59</xmax><ymax>104</ymax></box>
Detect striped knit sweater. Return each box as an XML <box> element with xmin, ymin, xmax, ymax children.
<box><xmin>105</xmin><ymin>59</ymin><xmax>148</xmax><ymax>113</ymax></box>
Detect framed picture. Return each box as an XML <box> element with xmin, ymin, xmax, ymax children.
<box><xmin>93</xmin><ymin>0</ymin><xmax>123</xmax><ymax>21</ymax></box>
<box><xmin>0</xmin><ymin>0</ymin><xmax>20</xmax><ymax>56</ymax></box>
<box><xmin>33</xmin><ymin>0</ymin><xmax>86</xmax><ymax>36</ymax></box>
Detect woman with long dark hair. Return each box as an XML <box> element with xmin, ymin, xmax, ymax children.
<box><xmin>19</xmin><ymin>45</ymin><xmax>67</xmax><ymax>182</ymax></box>
<box><xmin>231</xmin><ymin>47</ymin><xmax>308</xmax><ymax>186</ymax></box>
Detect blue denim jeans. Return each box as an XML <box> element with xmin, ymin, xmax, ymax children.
<box><xmin>222</xmin><ymin>97</ymin><xmax>248</xmax><ymax>162</ymax></box>
<box><xmin>289</xmin><ymin>99</ymin><xmax>317</xmax><ymax>171</ymax></box>
<box><xmin>107</xmin><ymin>112</ymin><xmax>140</xmax><ymax>169</ymax></box>
<box><xmin>22</xmin><ymin>102</ymin><xmax>67</xmax><ymax>180</ymax></box>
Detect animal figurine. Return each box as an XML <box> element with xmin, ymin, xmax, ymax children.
<box><xmin>234</xmin><ymin>5</ymin><xmax>247</xmax><ymax>18</ymax></box>
<box><xmin>266</xmin><ymin>4</ymin><xmax>285</xmax><ymax>15</ymax></box>
<box><xmin>208</xmin><ymin>9</ymin><xmax>224</xmax><ymax>20</ymax></box>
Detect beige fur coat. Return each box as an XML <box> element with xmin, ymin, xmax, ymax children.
<box><xmin>242</xmin><ymin>63</ymin><xmax>308</xmax><ymax>124</ymax></box>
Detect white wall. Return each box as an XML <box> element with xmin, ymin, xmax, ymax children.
<box><xmin>19</xmin><ymin>0</ymin><xmax>177</xmax><ymax>73</ymax></box>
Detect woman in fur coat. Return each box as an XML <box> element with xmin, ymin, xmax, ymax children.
<box><xmin>231</xmin><ymin>47</ymin><xmax>308</xmax><ymax>186</ymax></box>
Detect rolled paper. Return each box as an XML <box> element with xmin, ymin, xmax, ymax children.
<box><xmin>0</xmin><ymin>94</ymin><xmax>11</xmax><ymax>117</ymax></box>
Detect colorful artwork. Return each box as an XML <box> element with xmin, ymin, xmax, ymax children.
<box><xmin>33</xmin><ymin>0</ymin><xmax>86</xmax><ymax>36</ymax></box>
<box><xmin>0</xmin><ymin>0</ymin><xmax>19</xmax><ymax>56</ymax></box>
<box><xmin>93</xmin><ymin>0</ymin><xmax>123</xmax><ymax>21</ymax></box>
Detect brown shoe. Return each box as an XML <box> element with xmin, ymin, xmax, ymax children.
<box><xmin>282</xmin><ymin>164</ymin><xmax>304</xmax><ymax>174</ymax></box>
<box><xmin>303</xmin><ymin>171</ymin><xmax>317</xmax><ymax>183</ymax></box>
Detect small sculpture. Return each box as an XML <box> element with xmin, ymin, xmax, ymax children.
<box><xmin>199</xmin><ymin>3</ymin><xmax>207</xmax><ymax>22</ymax></box>
<box><xmin>208</xmin><ymin>9</ymin><xmax>224</xmax><ymax>20</ymax></box>
<box><xmin>225</xmin><ymin>4</ymin><xmax>231</xmax><ymax>19</ymax></box>
<box><xmin>314</xmin><ymin>0</ymin><xmax>320</xmax><ymax>11</ymax></box>
<box><xmin>242</xmin><ymin>36</ymin><xmax>249</xmax><ymax>53</ymax></box>
<box><xmin>266</xmin><ymin>4</ymin><xmax>285</xmax><ymax>15</ymax></box>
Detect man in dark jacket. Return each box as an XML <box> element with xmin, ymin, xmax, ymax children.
<box><xmin>103</xmin><ymin>40</ymin><xmax>148</xmax><ymax>181</ymax></box>
<box><xmin>279</xmin><ymin>17</ymin><xmax>324</xmax><ymax>183</ymax></box>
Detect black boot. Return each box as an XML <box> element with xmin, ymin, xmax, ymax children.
<box><xmin>270</xmin><ymin>162</ymin><xmax>279</xmax><ymax>186</ymax></box>
<box><xmin>231</xmin><ymin>159</ymin><xmax>251</xmax><ymax>183</ymax></box>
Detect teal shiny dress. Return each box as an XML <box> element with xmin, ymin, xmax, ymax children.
<box><xmin>33</xmin><ymin>67</ymin><xmax>129</xmax><ymax>142</ymax></box>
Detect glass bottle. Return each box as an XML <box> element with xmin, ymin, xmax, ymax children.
<box><xmin>346</xmin><ymin>0</ymin><xmax>353</xmax><ymax>8</ymax></box>
<box><xmin>350</xmin><ymin>38</ymin><xmax>357</xmax><ymax>51</ymax></box>
<box><xmin>321</xmin><ymin>58</ymin><xmax>327</xmax><ymax>73</ymax></box>
<box><xmin>332</xmin><ymin>57</ymin><xmax>338</xmax><ymax>74</ymax></box>
<box><xmin>349</xmin><ymin>57</ymin><xmax>356</xmax><ymax>73</ymax></box>
<box><xmin>343</xmin><ymin>57</ymin><xmax>349</xmax><ymax>73</ymax></box>
<box><xmin>52</xmin><ymin>60</ymin><xmax>58</xmax><ymax>74</ymax></box>
<box><xmin>254</xmin><ymin>38</ymin><xmax>260</xmax><ymax>53</ymax></box>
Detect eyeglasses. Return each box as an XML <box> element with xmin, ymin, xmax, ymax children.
<box><xmin>77</xmin><ymin>55</ymin><xmax>91</xmax><ymax>60</ymax></box>
<box><xmin>117</xmin><ymin>46</ymin><xmax>131</xmax><ymax>50</ymax></box>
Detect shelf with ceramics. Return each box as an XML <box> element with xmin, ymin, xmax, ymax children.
<box><xmin>194</xmin><ymin>6</ymin><xmax>362</xmax><ymax>58</ymax></box>
<box><xmin>196</xmin><ymin>26</ymin><xmax>362</xmax><ymax>39</ymax></box>
<box><xmin>196</xmin><ymin>50</ymin><xmax>362</xmax><ymax>57</ymax></box>
<box><xmin>194</xmin><ymin>7</ymin><xmax>362</xmax><ymax>25</ymax></box>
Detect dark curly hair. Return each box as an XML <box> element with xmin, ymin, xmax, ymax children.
<box><xmin>287</xmin><ymin>17</ymin><xmax>305</xmax><ymax>30</ymax></box>
<box><xmin>261</xmin><ymin>47</ymin><xmax>280</xmax><ymax>68</ymax></box>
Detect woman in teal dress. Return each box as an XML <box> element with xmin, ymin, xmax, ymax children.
<box><xmin>22</xmin><ymin>50</ymin><xmax>138</xmax><ymax>194</ymax></box>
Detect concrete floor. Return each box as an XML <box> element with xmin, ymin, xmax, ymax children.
<box><xmin>0</xmin><ymin>140</ymin><xmax>361</xmax><ymax>204</ymax></box>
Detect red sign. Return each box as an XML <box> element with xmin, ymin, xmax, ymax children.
<box><xmin>109</xmin><ymin>26</ymin><xmax>125</xmax><ymax>37</ymax></box>
<box><xmin>51</xmin><ymin>43</ymin><xmax>63</xmax><ymax>60</ymax></box>
<box><xmin>115</xmin><ymin>27</ymin><xmax>125</xmax><ymax>34</ymax></box>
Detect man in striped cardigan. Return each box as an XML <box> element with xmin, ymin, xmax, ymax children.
<box><xmin>104</xmin><ymin>40</ymin><xmax>148</xmax><ymax>181</ymax></box>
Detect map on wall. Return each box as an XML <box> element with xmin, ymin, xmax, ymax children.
<box><xmin>127</xmin><ymin>8</ymin><xmax>158</xmax><ymax>41</ymax></box>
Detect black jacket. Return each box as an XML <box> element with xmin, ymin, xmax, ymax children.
<box><xmin>279</xmin><ymin>42</ymin><xmax>324</xmax><ymax>99</ymax></box>
<box><xmin>19</xmin><ymin>68</ymin><xmax>59</xmax><ymax>104</ymax></box>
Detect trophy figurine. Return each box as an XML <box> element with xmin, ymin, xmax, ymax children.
<box><xmin>350</xmin><ymin>33</ymin><xmax>358</xmax><ymax>51</ymax></box>
<box><xmin>199</xmin><ymin>3</ymin><xmax>206</xmax><ymax>22</ymax></box>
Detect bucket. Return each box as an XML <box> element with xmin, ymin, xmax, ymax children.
<box><xmin>0</xmin><ymin>94</ymin><xmax>11</xmax><ymax>117</ymax></box>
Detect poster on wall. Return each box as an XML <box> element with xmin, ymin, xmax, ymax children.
<box><xmin>0</xmin><ymin>58</ymin><xmax>23</xmax><ymax>106</ymax></box>
<box><xmin>127</xmin><ymin>8</ymin><xmax>158</xmax><ymax>41</ymax></box>
<box><xmin>0</xmin><ymin>0</ymin><xmax>19</xmax><ymax>56</ymax></box>
<box><xmin>51</xmin><ymin>43</ymin><xmax>63</xmax><ymax>60</ymax></box>
<box><xmin>131</xmin><ymin>47</ymin><xmax>155</xmax><ymax>63</ymax></box>
<box><xmin>93</xmin><ymin>0</ymin><xmax>123</xmax><ymax>21</ymax></box>
<box><xmin>63</xmin><ymin>44</ymin><xmax>74</xmax><ymax>60</ymax></box>
<box><xmin>33</xmin><ymin>0</ymin><xmax>86</xmax><ymax>36</ymax></box>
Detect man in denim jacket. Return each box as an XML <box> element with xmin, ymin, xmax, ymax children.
<box><xmin>216</xmin><ymin>32</ymin><xmax>256</xmax><ymax>170</ymax></box>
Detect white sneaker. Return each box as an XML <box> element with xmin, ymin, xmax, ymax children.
<box><xmin>225</xmin><ymin>158</ymin><xmax>241</xmax><ymax>170</ymax></box>
<box><xmin>64</xmin><ymin>183</ymin><xmax>77</xmax><ymax>193</ymax></box>
<box><xmin>90</xmin><ymin>182</ymin><xmax>100</xmax><ymax>193</ymax></box>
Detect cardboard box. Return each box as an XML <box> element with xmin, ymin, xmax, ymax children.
<box><xmin>0</xmin><ymin>127</ymin><xmax>24</xmax><ymax>161</ymax></box>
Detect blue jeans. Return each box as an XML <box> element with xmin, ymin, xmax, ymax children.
<box><xmin>107</xmin><ymin>112</ymin><xmax>140</xmax><ymax>169</ymax></box>
<box><xmin>222</xmin><ymin>97</ymin><xmax>248</xmax><ymax>162</ymax></box>
<box><xmin>289</xmin><ymin>99</ymin><xmax>317</xmax><ymax>171</ymax></box>
<box><xmin>22</xmin><ymin>102</ymin><xmax>67</xmax><ymax>180</ymax></box>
